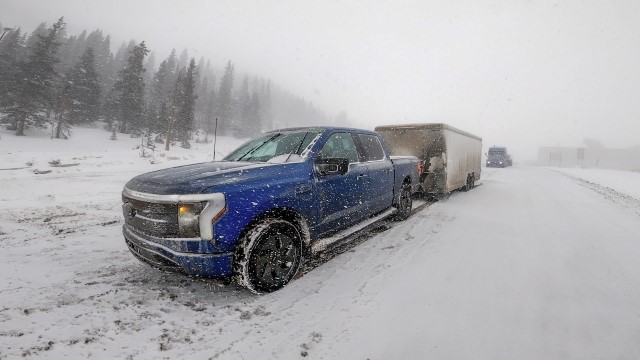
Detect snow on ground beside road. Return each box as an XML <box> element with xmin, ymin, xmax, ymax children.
<box><xmin>0</xmin><ymin>125</ymin><xmax>243</xmax><ymax>210</ymax></box>
<box><xmin>1</xmin><ymin>125</ymin><xmax>248</xmax><ymax>358</ymax></box>
<box><xmin>554</xmin><ymin>167</ymin><xmax>640</xmax><ymax>201</ymax></box>
<box><xmin>2</xmin><ymin>127</ymin><xmax>640</xmax><ymax>359</ymax></box>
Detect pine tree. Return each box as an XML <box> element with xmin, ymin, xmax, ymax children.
<box><xmin>0</xmin><ymin>28</ymin><xmax>24</xmax><ymax>130</ymax></box>
<box><xmin>143</xmin><ymin>51</ymin><xmax>155</xmax><ymax>100</ymax></box>
<box><xmin>164</xmin><ymin>49</ymin><xmax>178</xmax><ymax>91</ymax></box>
<box><xmin>178</xmin><ymin>48</ymin><xmax>189</xmax><ymax>70</ymax></box>
<box><xmin>217</xmin><ymin>60</ymin><xmax>234</xmax><ymax>135</ymax></box>
<box><xmin>112</xmin><ymin>41</ymin><xmax>149</xmax><ymax>134</ymax></box>
<box><xmin>144</xmin><ymin>102</ymin><xmax>158</xmax><ymax>134</ymax></box>
<box><xmin>176</xmin><ymin>58</ymin><xmax>198</xmax><ymax>148</ymax></box>
<box><xmin>145</xmin><ymin>130</ymin><xmax>155</xmax><ymax>151</ymax></box>
<box><xmin>64</xmin><ymin>47</ymin><xmax>101</xmax><ymax>124</ymax></box>
<box><xmin>196</xmin><ymin>58</ymin><xmax>217</xmax><ymax>136</ymax></box>
<box><xmin>196</xmin><ymin>75</ymin><xmax>209</xmax><ymax>130</ymax></box>
<box><xmin>24</xmin><ymin>22</ymin><xmax>48</xmax><ymax>52</ymax></box>
<box><xmin>94</xmin><ymin>33</ymin><xmax>112</xmax><ymax>94</ymax></box>
<box><xmin>249</xmin><ymin>88</ymin><xmax>262</xmax><ymax>136</ymax></box>
<box><xmin>235</xmin><ymin>75</ymin><xmax>251</xmax><ymax>137</ymax></box>
<box><xmin>103</xmin><ymin>88</ymin><xmax>120</xmax><ymax>130</ymax></box>
<box><xmin>150</xmin><ymin>59</ymin><xmax>171</xmax><ymax>107</ymax></box>
<box><xmin>58</xmin><ymin>29</ymin><xmax>85</xmax><ymax>74</ymax></box>
<box><xmin>262</xmin><ymin>78</ymin><xmax>273</xmax><ymax>130</ymax></box>
<box><xmin>203</xmin><ymin>86</ymin><xmax>217</xmax><ymax>141</ymax></box>
<box><xmin>52</xmin><ymin>41</ymin><xmax>102</xmax><ymax>139</ymax></box>
<box><xmin>101</xmin><ymin>40</ymin><xmax>134</xmax><ymax>109</ymax></box>
<box><xmin>148</xmin><ymin>54</ymin><xmax>178</xmax><ymax>137</ymax></box>
<box><xmin>2</xmin><ymin>18</ymin><xmax>65</xmax><ymax>136</ymax></box>
<box><xmin>164</xmin><ymin>69</ymin><xmax>183</xmax><ymax>151</ymax></box>
<box><xmin>52</xmin><ymin>92</ymin><xmax>72</xmax><ymax>139</ymax></box>
<box><xmin>156</xmin><ymin>100</ymin><xmax>170</xmax><ymax>143</ymax></box>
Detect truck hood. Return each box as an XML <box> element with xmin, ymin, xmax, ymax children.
<box><xmin>124</xmin><ymin>161</ymin><xmax>287</xmax><ymax>195</ymax></box>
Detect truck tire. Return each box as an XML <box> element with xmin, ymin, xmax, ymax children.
<box><xmin>235</xmin><ymin>219</ymin><xmax>303</xmax><ymax>293</ymax></box>
<box><xmin>393</xmin><ymin>185</ymin><xmax>412</xmax><ymax>221</ymax></box>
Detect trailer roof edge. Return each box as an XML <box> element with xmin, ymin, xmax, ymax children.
<box><xmin>374</xmin><ymin>123</ymin><xmax>482</xmax><ymax>141</ymax></box>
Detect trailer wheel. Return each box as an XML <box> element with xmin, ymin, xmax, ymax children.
<box><xmin>235</xmin><ymin>219</ymin><xmax>303</xmax><ymax>294</ymax></box>
<box><xmin>393</xmin><ymin>185</ymin><xmax>412</xmax><ymax>221</ymax></box>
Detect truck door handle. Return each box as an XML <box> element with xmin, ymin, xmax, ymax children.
<box><xmin>357</xmin><ymin>174</ymin><xmax>368</xmax><ymax>179</ymax></box>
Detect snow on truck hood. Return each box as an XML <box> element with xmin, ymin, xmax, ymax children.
<box><xmin>124</xmin><ymin>161</ymin><xmax>286</xmax><ymax>195</ymax></box>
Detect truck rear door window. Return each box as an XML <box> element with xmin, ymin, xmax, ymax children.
<box><xmin>356</xmin><ymin>134</ymin><xmax>385</xmax><ymax>162</ymax></box>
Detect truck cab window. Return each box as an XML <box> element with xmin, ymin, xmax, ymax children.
<box><xmin>356</xmin><ymin>134</ymin><xmax>385</xmax><ymax>162</ymax></box>
<box><xmin>317</xmin><ymin>133</ymin><xmax>360</xmax><ymax>163</ymax></box>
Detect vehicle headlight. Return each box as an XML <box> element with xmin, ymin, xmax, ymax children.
<box><xmin>178</xmin><ymin>202</ymin><xmax>206</xmax><ymax>238</ymax></box>
<box><xmin>177</xmin><ymin>193</ymin><xmax>226</xmax><ymax>239</ymax></box>
<box><xmin>499</xmin><ymin>161</ymin><xmax>503</xmax><ymax>164</ymax></box>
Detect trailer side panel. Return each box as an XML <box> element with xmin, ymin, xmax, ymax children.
<box><xmin>443</xmin><ymin>129</ymin><xmax>482</xmax><ymax>192</ymax></box>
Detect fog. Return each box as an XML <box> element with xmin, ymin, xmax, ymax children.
<box><xmin>4</xmin><ymin>0</ymin><xmax>640</xmax><ymax>161</ymax></box>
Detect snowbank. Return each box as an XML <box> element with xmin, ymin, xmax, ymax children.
<box><xmin>554</xmin><ymin>167</ymin><xmax>640</xmax><ymax>200</ymax></box>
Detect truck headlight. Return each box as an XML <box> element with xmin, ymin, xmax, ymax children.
<box><xmin>177</xmin><ymin>195</ymin><xmax>226</xmax><ymax>239</ymax></box>
<box><xmin>176</xmin><ymin>193</ymin><xmax>227</xmax><ymax>240</ymax></box>
<box><xmin>178</xmin><ymin>202</ymin><xmax>206</xmax><ymax>238</ymax></box>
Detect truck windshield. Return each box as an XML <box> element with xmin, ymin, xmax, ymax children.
<box><xmin>223</xmin><ymin>131</ymin><xmax>322</xmax><ymax>162</ymax></box>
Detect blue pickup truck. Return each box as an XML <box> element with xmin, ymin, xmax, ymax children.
<box><xmin>122</xmin><ymin>127</ymin><xmax>420</xmax><ymax>292</ymax></box>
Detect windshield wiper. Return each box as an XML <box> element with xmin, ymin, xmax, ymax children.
<box><xmin>236</xmin><ymin>134</ymin><xmax>280</xmax><ymax>161</ymax></box>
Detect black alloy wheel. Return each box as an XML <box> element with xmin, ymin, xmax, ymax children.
<box><xmin>237</xmin><ymin>219</ymin><xmax>302</xmax><ymax>293</ymax></box>
<box><xmin>394</xmin><ymin>185</ymin><xmax>413</xmax><ymax>221</ymax></box>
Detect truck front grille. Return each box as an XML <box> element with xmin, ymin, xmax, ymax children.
<box><xmin>122</xmin><ymin>196</ymin><xmax>179</xmax><ymax>237</ymax></box>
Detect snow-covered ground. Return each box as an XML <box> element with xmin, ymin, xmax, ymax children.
<box><xmin>2</xmin><ymin>128</ymin><xmax>640</xmax><ymax>359</ymax></box>
<box><xmin>554</xmin><ymin>167</ymin><xmax>640</xmax><ymax>203</ymax></box>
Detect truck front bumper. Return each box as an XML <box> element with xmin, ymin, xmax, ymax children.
<box><xmin>123</xmin><ymin>225</ymin><xmax>234</xmax><ymax>277</ymax></box>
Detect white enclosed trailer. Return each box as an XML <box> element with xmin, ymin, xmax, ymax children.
<box><xmin>375</xmin><ymin>123</ymin><xmax>482</xmax><ymax>194</ymax></box>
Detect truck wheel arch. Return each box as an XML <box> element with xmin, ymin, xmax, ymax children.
<box><xmin>236</xmin><ymin>208</ymin><xmax>312</xmax><ymax>255</ymax></box>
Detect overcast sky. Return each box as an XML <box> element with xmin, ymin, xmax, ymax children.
<box><xmin>3</xmin><ymin>0</ymin><xmax>640</xmax><ymax>159</ymax></box>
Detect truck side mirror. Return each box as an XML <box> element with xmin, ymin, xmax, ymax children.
<box><xmin>315</xmin><ymin>158</ymin><xmax>349</xmax><ymax>176</ymax></box>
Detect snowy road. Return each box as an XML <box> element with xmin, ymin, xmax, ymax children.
<box><xmin>2</xmin><ymin>166</ymin><xmax>640</xmax><ymax>359</ymax></box>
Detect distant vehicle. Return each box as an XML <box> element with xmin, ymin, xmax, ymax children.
<box><xmin>486</xmin><ymin>146</ymin><xmax>511</xmax><ymax>168</ymax></box>
<box><xmin>374</xmin><ymin>123</ymin><xmax>482</xmax><ymax>196</ymax></box>
<box><xmin>122</xmin><ymin>127</ymin><xmax>420</xmax><ymax>293</ymax></box>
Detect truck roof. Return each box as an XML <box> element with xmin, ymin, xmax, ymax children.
<box><xmin>374</xmin><ymin>123</ymin><xmax>482</xmax><ymax>141</ymax></box>
<box><xmin>267</xmin><ymin>126</ymin><xmax>380</xmax><ymax>136</ymax></box>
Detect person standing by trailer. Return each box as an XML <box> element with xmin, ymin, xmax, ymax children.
<box><xmin>374</xmin><ymin>123</ymin><xmax>482</xmax><ymax>197</ymax></box>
